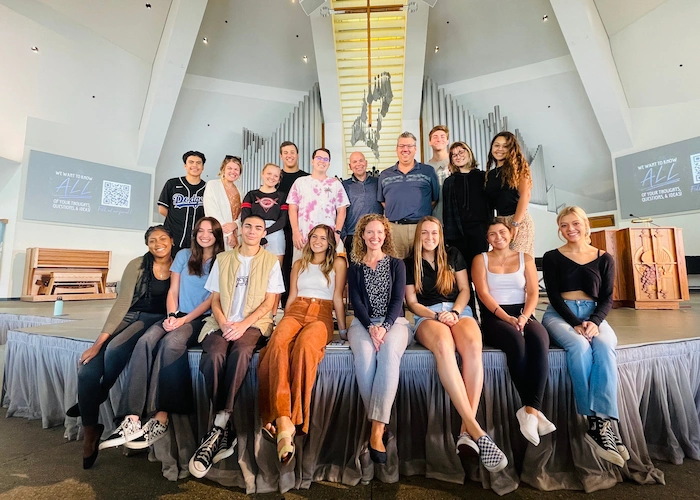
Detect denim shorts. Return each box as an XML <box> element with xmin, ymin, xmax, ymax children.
<box><xmin>413</xmin><ymin>302</ymin><xmax>474</xmax><ymax>330</ymax></box>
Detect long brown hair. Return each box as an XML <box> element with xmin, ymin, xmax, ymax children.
<box><xmin>188</xmin><ymin>217</ymin><xmax>225</xmax><ymax>276</ymax></box>
<box><xmin>298</xmin><ymin>224</ymin><xmax>337</xmax><ymax>285</ymax></box>
<box><xmin>410</xmin><ymin>216</ymin><xmax>455</xmax><ymax>296</ymax></box>
<box><xmin>485</xmin><ymin>131</ymin><xmax>531</xmax><ymax>190</ymax></box>
<box><xmin>351</xmin><ymin>214</ymin><xmax>395</xmax><ymax>263</ymax></box>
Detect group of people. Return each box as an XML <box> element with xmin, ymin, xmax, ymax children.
<box><xmin>68</xmin><ymin>127</ymin><xmax>627</xmax><ymax>484</ymax></box>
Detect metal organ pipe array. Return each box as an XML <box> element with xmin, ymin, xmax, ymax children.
<box><xmin>421</xmin><ymin>77</ymin><xmax>548</xmax><ymax>207</ymax></box>
<box><xmin>240</xmin><ymin>83</ymin><xmax>323</xmax><ymax>195</ymax></box>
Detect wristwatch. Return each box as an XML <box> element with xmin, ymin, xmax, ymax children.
<box><xmin>335</xmin><ymin>229</ymin><xmax>342</xmax><ymax>235</ymax></box>
<box><xmin>511</xmin><ymin>220</ymin><xmax>520</xmax><ymax>227</ymax></box>
<box><xmin>168</xmin><ymin>312</ymin><xmax>178</xmax><ymax>318</ymax></box>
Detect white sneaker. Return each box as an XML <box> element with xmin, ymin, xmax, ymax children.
<box><xmin>456</xmin><ymin>432</ymin><xmax>479</xmax><ymax>455</ymax></box>
<box><xmin>516</xmin><ymin>407</ymin><xmax>540</xmax><ymax>446</ymax></box>
<box><xmin>536</xmin><ymin>410</ymin><xmax>557</xmax><ymax>436</ymax></box>
<box><xmin>98</xmin><ymin>417</ymin><xmax>143</xmax><ymax>450</ymax></box>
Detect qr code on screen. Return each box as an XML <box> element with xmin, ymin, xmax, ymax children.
<box><xmin>691</xmin><ymin>153</ymin><xmax>700</xmax><ymax>184</ymax></box>
<box><xmin>101</xmin><ymin>180</ymin><xmax>131</xmax><ymax>208</ymax></box>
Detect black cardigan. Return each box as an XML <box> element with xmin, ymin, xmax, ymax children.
<box><xmin>442</xmin><ymin>169</ymin><xmax>489</xmax><ymax>242</ymax></box>
<box><xmin>348</xmin><ymin>256</ymin><xmax>406</xmax><ymax>330</ymax></box>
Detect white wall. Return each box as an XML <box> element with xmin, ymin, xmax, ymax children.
<box><xmin>0</xmin><ymin>5</ymin><xmax>155</xmax><ymax>298</ymax></box>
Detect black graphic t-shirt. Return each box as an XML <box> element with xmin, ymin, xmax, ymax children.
<box><xmin>158</xmin><ymin>176</ymin><xmax>206</xmax><ymax>249</ymax></box>
<box><xmin>240</xmin><ymin>189</ymin><xmax>288</xmax><ymax>235</ymax></box>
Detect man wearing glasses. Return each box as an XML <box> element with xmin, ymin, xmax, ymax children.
<box><xmin>158</xmin><ymin>150</ymin><xmax>207</xmax><ymax>255</ymax></box>
<box><xmin>286</xmin><ymin>148</ymin><xmax>350</xmax><ymax>262</ymax></box>
<box><xmin>378</xmin><ymin>132</ymin><xmax>440</xmax><ymax>259</ymax></box>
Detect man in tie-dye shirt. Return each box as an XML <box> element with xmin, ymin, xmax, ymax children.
<box><xmin>286</xmin><ymin>148</ymin><xmax>350</xmax><ymax>262</ymax></box>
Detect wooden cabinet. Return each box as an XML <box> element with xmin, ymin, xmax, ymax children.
<box><xmin>591</xmin><ymin>227</ymin><xmax>689</xmax><ymax>309</ymax></box>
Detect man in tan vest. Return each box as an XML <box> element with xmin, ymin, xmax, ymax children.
<box><xmin>189</xmin><ymin>214</ymin><xmax>285</xmax><ymax>478</ymax></box>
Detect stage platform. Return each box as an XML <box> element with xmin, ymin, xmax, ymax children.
<box><xmin>2</xmin><ymin>297</ymin><xmax>700</xmax><ymax>495</ymax></box>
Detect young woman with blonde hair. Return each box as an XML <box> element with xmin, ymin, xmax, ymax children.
<box><xmin>542</xmin><ymin>206</ymin><xmax>627</xmax><ymax>467</ymax></box>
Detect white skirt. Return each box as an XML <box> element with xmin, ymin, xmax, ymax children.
<box><xmin>264</xmin><ymin>220</ymin><xmax>285</xmax><ymax>256</ymax></box>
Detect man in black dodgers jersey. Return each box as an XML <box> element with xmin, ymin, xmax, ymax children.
<box><xmin>158</xmin><ymin>151</ymin><xmax>207</xmax><ymax>255</ymax></box>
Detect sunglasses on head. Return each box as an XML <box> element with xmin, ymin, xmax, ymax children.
<box><xmin>225</xmin><ymin>155</ymin><xmax>242</xmax><ymax>162</ymax></box>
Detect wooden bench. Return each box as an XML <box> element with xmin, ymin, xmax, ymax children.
<box><xmin>21</xmin><ymin>248</ymin><xmax>116</xmax><ymax>302</ymax></box>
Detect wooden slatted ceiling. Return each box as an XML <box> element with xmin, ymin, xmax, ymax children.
<box><xmin>331</xmin><ymin>2</ymin><xmax>407</xmax><ymax>174</ymax></box>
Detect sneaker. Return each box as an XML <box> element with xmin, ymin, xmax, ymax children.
<box><xmin>125</xmin><ymin>418</ymin><xmax>169</xmax><ymax>450</ymax></box>
<box><xmin>188</xmin><ymin>425</ymin><xmax>224</xmax><ymax>479</ymax></box>
<box><xmin>456</xmin><ymin>432</ymin><xmax>479</xmax><ymax>456</ymax></box>
<box><xmin>212</xmin><ymin>421</ymin><xmax>237</xmax><ymax>464</ymax></box>
<box><xmin>536</xmin><ymin>411</ymin><xmax>557</xmax><ymax>436</ymax></box>
<box><xmin>606</xmin><ymin>421</ymin><xmax>630</xmax><ymax>461</ymax></box>
<box><xmin>516</xmin><ymin>407</ymin><xmax>540</xmax><ymax>446</ymax></box>
<box><xmin>584</xmin><ymin>417</ymin><xmax>624</xmax><ymax>467</ymax></box>
<box><xmin>98</xmin><ymin>417</ymin><xmax>143</xmax><ymax>450</ymax></box>
<box><xmin>476</xmin><ymin>435</ymin><xmax>508</xmax><ymax>473</ymax></box>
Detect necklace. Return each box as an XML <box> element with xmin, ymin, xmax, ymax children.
<box><xmin>154</xmin><ymin>262</ymin><xmax>171</xmax><ymax>280</ymax></box>
<box><xmin>493</xmin><ymin>252</ymin><xmax>510</xmax><ymax>268</ymax></box>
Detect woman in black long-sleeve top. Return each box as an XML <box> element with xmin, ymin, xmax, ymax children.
<box><xmin>346</xmin><ymin>214</ymin><xmax>411</xmax><ymax>465</ymax></box>
<box><xmin>541</xmin><ymin>206</ymin><xmax>628</xmax><ymax>468</ymax></box>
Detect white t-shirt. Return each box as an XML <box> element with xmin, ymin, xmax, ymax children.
<box><xmin>205</xmin><ymin>257</ymin><xmax>285</xmax><ymax>322</ymax></box>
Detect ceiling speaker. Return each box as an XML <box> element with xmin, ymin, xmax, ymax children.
<box><xmin>300</xmin><ymin>0</ymin><xmax>326</xmax><ymax>16</ymax></box>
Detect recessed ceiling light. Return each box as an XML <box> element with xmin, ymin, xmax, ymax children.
<box><xmin>302</xmin><ymin>55</ymin><xmax>308</xmax><ymax>63</ymax></box>
<box><xmin>542</xmin><ymin>15</ymin><xmax>549</xmax><ymax>21</ymax></box>
<box><xmin>31</xmin><ymin>46</ymin><xmax>39</xmax><ymax>53</ymax></box>
<box><xmin>434</xmin><ymin>45</ymin><xmax>439</xmax><ymax>53</ymax></box>
<box><xmin>202</xmin><ymin>37</ymin><xmax>208</xmax><ymax>44</ymax></box>
<box><xmin>145</xmin><ymin>3</ymin><xmax>151</xmax><ymax>8</ymax></box>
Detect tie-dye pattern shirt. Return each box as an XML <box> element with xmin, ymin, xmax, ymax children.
<box><xmin>286</xmin><ymin>176</ymin><xmax>350</xmax><ymax>239</ymax></box>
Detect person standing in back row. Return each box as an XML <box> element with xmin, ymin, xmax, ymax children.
<box><xmin>278</xmin><ymin>142</ymin><xmax>308</xmax><ymax>307</ymax></box>
<box><xmin>426</xmin><ymin>125</ymin><xmax>450</xmax><ymax>224</ymax></box>
<box><xmin>341</xmin><ymin>151</ymin><xmax>383</xmax><ymax>253</ymax></box>
<box><xmin>378</xmin><ymin>132</ymin><xmax>440</xmax><ymax>259</ymax></box>
<box><xmin>158</xmin><ymin>151</ymin><xmax>207</xmax><ymax>255</ymax></box>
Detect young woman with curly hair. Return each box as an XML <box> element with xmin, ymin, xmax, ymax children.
<box><xmin>484</xmin><ymin>132</ymin><xmax>534</xmax><ymax>256</ymax></box>
<box><xmin>347</xmin><ymin>214</ymin><xmax>411</xmax><ymax>465</ymax></box>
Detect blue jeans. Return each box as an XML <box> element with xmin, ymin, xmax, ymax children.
<box><xmin>413</xmin><ymin>302</ymin><xmax>473</xmax><ymax>330</ymax></box>
<box><xmin>542</xmin><ymin>301</ymin><xmax>618</xmax><ymax>419</ymax></box>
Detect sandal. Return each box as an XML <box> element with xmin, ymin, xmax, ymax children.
<box><xmin>276</xmin><ymin>430</ymin><xmax>296</xmax><ymax>464</ymax></box>
<box><xmin>262</xmin><ymin>423</ymin><xmax>276</xmax><ymax>444</ymax></box>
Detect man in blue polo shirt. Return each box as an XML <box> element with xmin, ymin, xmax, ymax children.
<box><xmin>378</xmin><ymin>132</ymin><xmax>440</xmax><ymax>258</ymax></box>
<box><xmin>342</xmin><ymin>151</ymin><xmax>383</xmax><ymax>252</ymax></box>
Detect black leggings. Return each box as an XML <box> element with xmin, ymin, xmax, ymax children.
<box><xmin>77</xmin><ymin>311</ymin><xmax>164</xmax><ymax>426</ymax></box>
<box><xmin>481</xmin><ymin>303</ymin><xmax>550</xmax><ymax>410</ymax></box>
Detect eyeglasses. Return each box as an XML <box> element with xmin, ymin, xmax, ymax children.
<box><xmin>450</xmin><ymin>149</ymin><xmax>467</xmax><ymax>157</ymax></box>
<box><xmin>397</xmin><ymin>144</ymin><xmax>416</xmax><ymax>150</ymax></box>
<box><xmin>225</xmin><ymin>155</ymin><xmax>241</xmax><ymax>162</ymax></box>
<box><xmin>314</xmin><ymin>156</ymin><xmax>330</xmax><ymax>163</ymax></box>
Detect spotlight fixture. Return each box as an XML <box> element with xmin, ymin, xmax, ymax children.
<box><xmin>302</xmin><ymin>55</ymin><xmax>308</xmax><ymax>63</ymax></box>
<box><xmin>542</xmin><ymin>15</ymin><xmax>548</xmax><ymax>21</ymax></box>
<box><xmin>31</xmin><ymin>46</ymin><xmax>39</xmax><ymax>53</ymax></box>
<box><xmin>145</xmin><ymin>3</ymin><xmax>152</xmax><ymax>8</ymax></box>
<box><xmin>202</xmin><ymin>37</ymin><xmax>208</xmax><ymax>44</ymax></box>
<box><xmin>434</xmin><ymin>45</ymin><xmax>439</xmax><ymax>53</ymax></box>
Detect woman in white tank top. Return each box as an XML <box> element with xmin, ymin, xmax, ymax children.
<box><xmin>257</xmin><ymin>224</ymin><xmax>347</xmax><ymax>464</ymax></box>
<box><xmin>472</xmin><ymin>217</ymin><xmax>555</xmax><ymax>447</ymax></box>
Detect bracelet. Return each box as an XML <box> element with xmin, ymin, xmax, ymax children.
<box><xmin>450</xmin><ymin>310</ymin><xmax>460</xmax><ymax>317</ymax></box>
<box><xmin>435</xmin><ymin>312</ymin><xmax>440</xmax><ymax>320</ymax></box>
<box><xmin>493</xmin><ymin>305</ymin><xmax>500</xmax><ymax>315</ymax></box>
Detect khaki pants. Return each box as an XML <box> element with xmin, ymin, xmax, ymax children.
<box><xmin>389</xmin><ymin>223</ymin><xmax>417</xmax><ymax>259</ymax></box>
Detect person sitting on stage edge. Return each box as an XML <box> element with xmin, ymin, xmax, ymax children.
<box><xmin>404</xmin><ymin>216</ymin><xmax>508</xmax><ymax>472</ymax></box>
<box><xmin>257</xmin><ymin>224</ymin><xmax>347</xmax><ymax>464</ymax></box>
<box><xmin>541</xmin><ymin>206</ymin><xmax>628</xmax><ymax>467</ymax></box>
<box><xmin>472</xmin><ymin>217</ymin><xmax>554</xmax><ymax>447</ymax></box>
<box><xmin>347</xmin><ymin>214</ymin><xmax>411</xmax><ymax>465</ymax></box>
<box><xmin>67</xmin><ymin>225</ymin><xmax>174</xmax><ymax>469</ymax></box>
<box><xmin>188</xmin><ymin>214</ymin><xmax>285</xmax><ymax>478</ymax></box>
<box><xmin>98</xmin><ymin>217</ymin><xmax>225</xmax><ymax>455</ymax></box>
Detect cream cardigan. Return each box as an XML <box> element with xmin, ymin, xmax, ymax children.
<box><xmin>203</xmin><ymin>178</ymin><xmax>241</xmax><ymax>250</ymax></box>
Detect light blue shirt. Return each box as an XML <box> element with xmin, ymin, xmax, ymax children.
<box><xmin>171</xmin><ymin>249</ymin><xmax>212</xmax><ymax>314</ymax></box>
